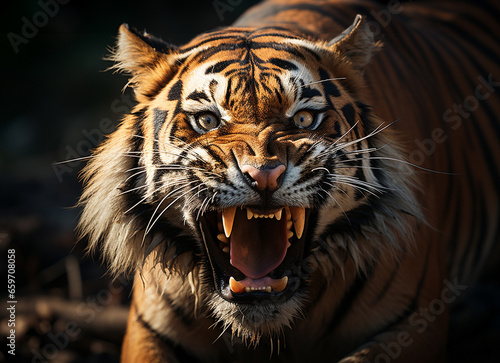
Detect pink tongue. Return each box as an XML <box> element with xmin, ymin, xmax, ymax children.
<box><xmin>230</xmin><ymin>209</ymin><xmax>287</xmax><ymax>279</ymax></box>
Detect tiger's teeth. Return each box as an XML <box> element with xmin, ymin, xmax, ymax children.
<box><xmin>247</xmin><ymin>209</ymin><xmax>254</xmax><ymax>219</ymax></box>
<box><xmin>287</xmin><ymin>230</ymin><xmax>294</xmax><ymax>240</ymax></box>
<box><xmin>274</xmin><ymin>276</ymin><xmax>288</xmax><ymax>292</ymax></box>
<box><xmin>222</xmin><ymin>207</ymin><xmax>237</xmax><ymax>238</ymax></box>
<box><xmin>217</xmin><ymin>234</ymin><xmax>229</xmax><ymax>243</ymax></box>
<box><xmin>290</xmin><ymin>207</ymin><xmax>305</xmax><ymax>239</ymax></box>
<box><xmin>275</xmin><ymin>209</ymin><xmax>283</xmax><ymax>220</ymax></box>
<box><xmin>229</xmin><ymin>277</ymin><xmax>245</xmax><ymax>294</ymax></box>
<box><xmin>222</xmin><ymin>246</ymin><xmax>229</xmax><ymax>253</ymax></box>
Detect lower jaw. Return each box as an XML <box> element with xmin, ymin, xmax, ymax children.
<box><xmin>217</xmin><ymin>272</ymin><xmax>303</xmax><ymax>304</ymax></box>
<box><xmin>199</xmin><ymin>208</ymin><xmax>313</xmax><ymax>305</ymax></box>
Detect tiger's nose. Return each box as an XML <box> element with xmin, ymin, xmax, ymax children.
<box><xmin>241</xmin><ymin>164</ymin><xmax>286</xmax><ymax>191</ymax></box>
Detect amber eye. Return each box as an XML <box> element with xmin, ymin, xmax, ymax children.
<box><xmin>196</xmin><ymin>112</ymin><xmax>220</xmax><ymax>131</ymax></box>
<box><xmin>293</xmin><ymin>110</ymin><xmax>315</xmax><ymax>128</ymax></box>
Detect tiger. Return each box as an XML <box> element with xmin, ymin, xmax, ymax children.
<box><xmin>78</xmin><ymin>0</ymin><xmax>500</xmax><ymax>362</ymax></box>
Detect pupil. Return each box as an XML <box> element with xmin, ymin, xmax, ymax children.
<box><xmin>203</xmin><ymin>115</ymin><xmax>213</xmax><ymax>127</ymax></box>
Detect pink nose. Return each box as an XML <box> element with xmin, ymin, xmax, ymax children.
<box><xmin>241</xmin><ymin>164</ymin><xmax>286</xmax><ymax>191</ymax></box>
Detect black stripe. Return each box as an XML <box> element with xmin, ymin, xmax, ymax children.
<box><xmin>205</xmin><ymin>59</ymin><xmax>239</xmax><ymax>74</ymax></box>
<box><xmin>353</xmin><ymin>168</ymin><xmax>366</xmax><ymax>201</ymax></box>
<box><xmin>274</xmin><ymin>88</ymin><xmax>283</xmax><ymax>105</ymax></box>
<box><xmin>319</xmin><ymin>68</ymin><xmax>341</xmax><ymax>97</ymax></box>
<box><xmin>224</xmin><ymin>77</ymin><xmax>233</xmax><ymax>107</ymax></box>
<box><xmin>329</xmin><ymin>267</ymin><xmax>373</xmax><ymax>332</ymax></box>
<box><xmin>260</xmin><ymin>78</ymin><xmax>273</xmax><ymax>95</ymax></box>
<box><xmin>247</xmin><ymin>28</ymin><xmax>303</xmax><ymax>40</ymax></box>
<box><xmin>372</xmin><ymin>253</ymin><xmax>404</xmax><ymax>304</ymax></box>
<box><xmin>186</xmin><ymin>91</ymin><xmax>210</xmax><ymax>103</ymax></box>
<box><xmin>153</xmin><ymin>108</ymin><xmax>168</xmax><ymax>140</ymax></box>
<box><xmin>168</xmin><ymin>80</ymin><xmax>183</xmax><ymax>101</ymax></box>
<box><xmin>250</xmin><ymin>42</ymin><xmax>307</xmax><ymax>60</ymax></box>
<box><xmin>178</xmin><ymin>33</ymin><xmax>248</xmax><ymax>54</ymax></box>
<box><xmin>136</xmin><ymin>313</ymin><xmax>201</xmax><ymax>363</ymax></box>
<box><xmin>426</xmin><ymin>29</ymin><xmax>500</xmax><ymax>188</ymax></box>
<box><xmin>268</xmin><ymin>57</ymin><xmax>298</xmax><ymax>71</ymax></box>
<box><xmin>326</xmin><ymin>121</ymin><xmax>341</xmax><ymax>140</ymax></box>
<box><xmin>370</xmin><ymin>243</ymin><xmax>432</xmax><ymax>337</ymax></box>
<box><xmin>202</xmin><ymin>144</ymin><xmax>228</xmax><ymax>169</ymax></box>
<box><xmin>320</xmin><ymin>199</ymin><xmax>379</xmax><ymax>239</ymax></box>
<box><xmin>300</xmin><ymin>86</ymin><xmax>321</xmax><ymax>100</ymax></box>
<box><xmin>340</xmin><ymin>104</ymin><xmax>356</xmax><ymax>127</ymax></box>
<box><xmin>272</xmin><ymin>74</ymin><xmax>285</xmax><ymax>93</ymax></box>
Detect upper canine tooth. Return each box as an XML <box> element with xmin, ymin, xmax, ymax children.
<box><xmin>247</xmin><ymin>209</ymin><xmax>254</xmax><ymax>219</ymax></box>
<box><xmin>290</xmin><ymin>207</ymin><xmax>305</xmax><ymax>239</ymax></box>
<box><xmin>275</xmin><ymin>209</ymin><xmax>282</xmax><ymax>220</ymax></box>
<box><xmin>222</xmin><ymin>207</ymin><xmax>237</xmax><ymax>238</ymax></box>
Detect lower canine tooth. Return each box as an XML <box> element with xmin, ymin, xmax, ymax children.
<box><xmin>274</xmin><ymin>276</ymin><xmax>288</xmax><ymax>292</ymax></box>
<box><xmin>222</xmin><ymin>246</ymin><xmax>229</xmax><ymax>253</ymax></box>
<box><xmin>230</xmin><ymin>277</ymin><xmax>246</xmax><ymax>294</ymax></box>
<box><xmin>287</xmin><ymin>231</ymin><xmax>294</xmax><ymax>239</ymax></box>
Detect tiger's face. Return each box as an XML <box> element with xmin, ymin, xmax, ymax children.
<box><xmin>142</xmin><ymin>26</ymin><xmax>380</xmax><ymax>337</ymax></box>
<box><xmin>81</xmin><ymin>18</ymin><xmax>418</xmax><ymax>344</ymax></box>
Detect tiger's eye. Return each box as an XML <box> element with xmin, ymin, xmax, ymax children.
<box><xmin>197</xmin><ymin>112</ymin><xmax>220</xmax><ymax>131</ymax></box>
<box><xmin>293</xmin><ymin>110</ymin><xmax>315</xmax><ymax>128</ymax></box>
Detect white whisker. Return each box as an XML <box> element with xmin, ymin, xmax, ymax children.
<box><xmin>300</xmin><ymin>77</ymin><xmax>346</xmax><ymax>87</ymax></box>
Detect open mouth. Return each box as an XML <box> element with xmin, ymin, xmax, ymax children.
<box><xmin>199</xmin><ymin>206</ymin><xmax>311</xmax><ymax>304</ymax></box>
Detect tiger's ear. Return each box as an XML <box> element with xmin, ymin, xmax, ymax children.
<box><xmin>110</xmin><ymin>24</ymin><xmax>178</xmax><ymax>100</ymax></box>
<box><xmin>328</xmin><ymin>15</ymin><xmax>380</xmax><ymax>70</ymax></box>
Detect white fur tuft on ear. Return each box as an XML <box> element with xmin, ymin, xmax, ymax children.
<box><xmin>108</xmin><ymin>24</ymin><xmax>178</xmax><ymax>100</ymax></box>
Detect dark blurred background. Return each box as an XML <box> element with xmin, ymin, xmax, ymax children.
<box><xmin>0</xmin><ymin>1</ymin><xmax>499</xmax><ymax>362</ymax></box>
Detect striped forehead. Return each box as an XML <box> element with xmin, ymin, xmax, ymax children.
<box><xmin>180</xmin><ymin>42</ymin><xmax>329</xmax><ymax>116</ymax></box>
